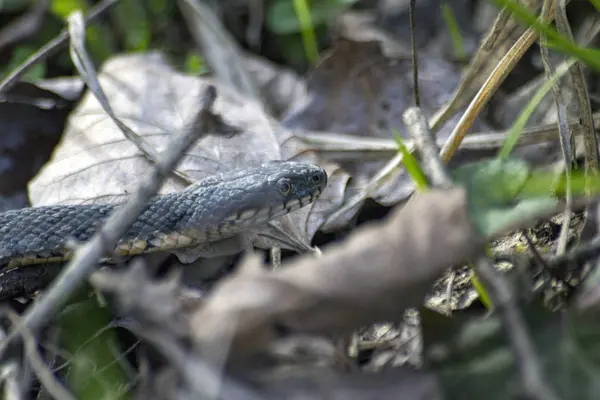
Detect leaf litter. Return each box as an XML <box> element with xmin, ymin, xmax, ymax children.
<box><xmin>4</xmin><ymin>2</ymin><xmax>600</xmax><ymax>398</ymax></box>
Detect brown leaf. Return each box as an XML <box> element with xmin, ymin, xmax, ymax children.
<box><xmin>191</xmin><ymin>187</ymin><xmax>485</xmax><ymax>361</ymax></box>
<box><xmin>281</xmin><ymin>38</ymin><xmax>474</xmax><ymax>230</ymax></box>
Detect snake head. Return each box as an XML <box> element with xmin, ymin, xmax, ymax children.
<box><xmin>182</xmin><ymin>161</ymin><xmax>327</xmax><ymax>237</ymax></box>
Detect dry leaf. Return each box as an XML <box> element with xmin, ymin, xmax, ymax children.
<box><xmin>191</xmin><ymin>187</ymin><xmax>485</xmax><ymax>361</ymax></box>
<box><xmin>281</xmin><ymin>38</ymin><xmax>477</xmax><ymax>228</ymax></box>
<box><xmin>28</xmin><ymin>52</ymin><xmax>341</xmax><ymax>256</ymax></box>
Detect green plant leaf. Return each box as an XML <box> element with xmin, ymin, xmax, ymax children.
<box><xmin>58</xmin><ymin>288</ymin><xmax>132</xmax><ymax>400</ymax></box>
<box><xmin>453</xmin><ymin>159</ymin><xmax>557</xmax><ymax>237</ymax></box>
<box><xmin>498</xmin><ymin>58</ymin><xmax>575</xmax><ymax>160</ymax></box>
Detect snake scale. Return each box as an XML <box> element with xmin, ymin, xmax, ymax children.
<box><xmin>0</xmin><ymin>161</ymin><xmax>327</xmax><ymax>299</ymax></box>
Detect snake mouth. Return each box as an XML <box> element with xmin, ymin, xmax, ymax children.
<box><xmin>213</xmin><ymin>187</ymin><xmax>324</xmax><ymax>237</ymax></box>
<box><xmin>284</xmin><ymin>187</ymin><xmax>322</xmax><ymax>214</ymax></box>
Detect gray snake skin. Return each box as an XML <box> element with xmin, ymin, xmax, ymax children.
<box><xmin>0</xmin><ymin>161</ymin><xmax>327</xmax><ymax>298</ymax></box>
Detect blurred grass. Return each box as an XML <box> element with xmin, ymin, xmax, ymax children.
<box><xmin>293</xmin><ymin>0</ymin><xmax>319</xmax><ymax>65</ymax></box>
<box><xmin>441</xmin><ymin>3</ymin><xmax>467</xmax><ymax>61</ymax></box>
<box><xmin>493</xmin><ymin>0</ymin><xmax>600</xmax><ymax>71</ymax></box>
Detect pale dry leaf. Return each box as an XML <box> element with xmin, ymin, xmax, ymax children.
<box><xmin>28</xmin><ymin>52</ymin><xmax>338</xmax><ymax>255</ymax></box>
<box><xmin>191</xmin><ymin>187</ymin><xmax>485</xmax><ymax>360</ymax></box>
<box><xmin>243</xmin><ymin>53</ymin><xmax>308</xmax><ymax>118</ymax></box>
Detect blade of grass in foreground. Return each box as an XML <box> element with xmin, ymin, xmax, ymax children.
<box><xmin>393</xmin><ymin>131</ymin><xmax>429</xmax><ymax>191</ymax></box>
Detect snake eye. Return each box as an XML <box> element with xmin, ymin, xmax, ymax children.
<box><xmin>277</xmin><ymin>179</ymin><xmax>292</xmax><ymax>195</ymax></box>
<box><xmin>311</xmin><ymin>173</ymin><xmax>321</xmax><ymax>183</ymax></box>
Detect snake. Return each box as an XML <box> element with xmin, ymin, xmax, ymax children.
<box><xmin>0</xmin><ymin>161</ymin><xmax>327</xmax><ymax>298</ymax></box>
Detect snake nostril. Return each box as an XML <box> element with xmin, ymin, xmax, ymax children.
<box><xmin>311</xmin><ymin>174</ymin><xmax>321</xmax><ymax>183</ymax></box>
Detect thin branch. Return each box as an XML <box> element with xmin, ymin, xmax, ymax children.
<box><xmin>0</xmin><ymin>0</ymin><xmax>50</xmax><ymax>52</ymax></box>
<box><xmin>3</xmin><ymin>309</ymin><xmax>76</xmax><ymax>400</ymax></box>
<box><xmin>0</xmin><ymin>84</ymin><xmax>218</xmax><ymax>360</ymax></box>
<box><xmin>557</xmin><ymin>0</ymin><xmax>599</xmax><ymax>175</ymax></box>
<box><xmin>402</xmin><ymin>106</ymin><xmax>559</xmax><ymax>399</ymax></box>
<box><xmin>408</xmin><ymin>0</ymin><xmax>420</xmax><ymax>107</ymax></box>
<box><xmin>0</xmin><ymin>0</ymin><xmax>121</xmax><ymax>94</ymax></box>
<box><xmin>539</xmin><ymin>0</ymin><xmax>572</xmax><ymax>256</ymax></box>
<box><xmin>475</xmin><ymin>257</ymin><xmax>560</xmax><ymax>400</ymax></box>
<box><xmin>403</xmin><ymin>107</ymin><xmax>451</xmax><ymax>187</ymax></box>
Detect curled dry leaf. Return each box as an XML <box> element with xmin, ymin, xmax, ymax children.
<box><xmin>28</xmin><ymin>52</ymin><xmax>344</xmax><ymax>256</ymax></box>
<box><xmin>191</xmin><ymin>187</ymin><xmax>486</xmax><ymax>361</ymax></box>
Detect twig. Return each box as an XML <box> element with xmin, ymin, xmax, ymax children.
<box><xmin>67</xmin><ymin>10</ymin><xmax>192</xmax><ymax>187</ymax></box>
<box><xmin>555</xmin><ymin>0</ymin><xmax>598</xmax><ymax>175</ymax></box>
<box><xmin>408</xmin><ymin>0</ymin><xmax>420</xmax><ymax>107</ymax></box>
<box><xmin>403</xmin><ymin>107</ymin><xmax>452</xmax><ymax>187</ymax></box>
<box><xmin>474</xmin><ymin>258</ymin><xmax>560</xmax><ymax>400</ymax></box>
<box><xmin>539</xmin><ymin>0</ymin><xmax>573</xmax><ymax>256</ymax></box>
<box><xmin>438</xmin><ymin>1</ymin><xmax>557</xmax><ymax>163</ymax></box>
<box><xmin>0</xmin><ymin>0</ymin><xmax>50</xmax><ymax>52</ymax></box>
<box><xmin>523</xmin><ymin>230</ymin><xmax>576</xmax><ymax>292</ymax></box>
<box><xmin>2</xmin><ymin>310</ymin><xmax>76</xmax><ymax>400</ymax></box>
<box><xmin>0</xmin><ymin>0</ymin><xmax>121</xmax><ymax>94</ymax></box>
<box><xmin>0</xmin><ymin>83</ymin><xmax>218</xmax><ymax>357</ymax></box>
<box><xmin>546</xmin><ymin>235</ymin><xmax>600</xmax><ymax>272</ymax></box>
<box><xmin>402</xmin><ymin>106</ymin><xmax>559</xmax><ymax>400</ymax></box>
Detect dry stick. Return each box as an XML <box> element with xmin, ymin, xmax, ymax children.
<box><xmin>0</xmin><ymin>0</ymin><xmax>121</xmax><ymax>94</ymax></box>
<box><xmin>0</xmin><ymin>0</ymin><xmax>50</xmax><ymax>51</ymax></box>
<box><xmin>439</xmin><ymin>1</ymin><xmax>558</xmax><ymax>164</ymax></box>
<box><xmin>0</xmin><ymin>85</ymin><xmax>218</xmax><ymax>358</ymax></box>
<box><xmin>403</xmin><ymin>109</ymin><xmax>451</xmax><ymax>188</ymax></box>
<box><xmin>2</xmin><ymin>310</ymin><xmax>77</xmax><ymax>400</ymax></box>
<box><xmin>402</xmin><ymin>107</ymin><xmax>560</xmax><ymax>400</ymax></box>
<box><xmin>430</xmin><ymin>0</ymin><xmax>541</xmax><ymax>133</ymax></box>
<box><xmin>408</xmin><ymin>0</ymin><xmax>420</xmax><ymax>107</ymax></box>
<box><xmin>556</xmin><ymin>0</ymin><xmax>599</xmax><ymax>175</ymax></box>
<box><xmin>404</xmin><ymin>108</ymin><xmax>457</xmax><ymax>315</ymax></box>
<box><xmin>439</xmin><ymin>26</ymin><xmax>540</xmax><ymax>163</ymax></box>
<box><xmin>404</xmin><ymin>108</ymin><xmax>456</xmax><ymax>315</ymax></box>
<box><xmin>66</xmin><ymin>10</ymin><xmax>192</xmax><ymax>188</ymax></box>
<box><xmin>539</xmin><ymin>0</ymin><xmax>572</xmax><ymax>256</ymax></box>
<box><xmin>474</xmin><ymin>258</ymin><xmax>559</xmax><ymax>400</ymax></box>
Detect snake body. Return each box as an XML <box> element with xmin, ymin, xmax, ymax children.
<box><xmin>0</xmin><ymin>161</ymin><xmax>327</xmax><ymax>270</ymax></box>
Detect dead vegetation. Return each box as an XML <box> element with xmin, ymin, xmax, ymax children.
<box><xmin>1</xmin><ymin>1</ymin><xmax>600</xmax><ymax>399</ymax></box>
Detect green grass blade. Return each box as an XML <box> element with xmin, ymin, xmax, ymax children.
<box><xmin>393</xmin><ymin>132</ymin><xmax>429</xmax><ymax>190</ymax></box>
<box><xmin>498</xmin><ymin>59</ymin><xmax>575</xmax><ymax>160</ymax></box>
<box><xmin>441</xmin><ymin>3</ymin><xmax>467</xmax><ymax>60</ymax></box>
<box><xmin>293</xmin><ymin>0</ymin><xmax>319</xmax><ymax>65</ymax></box>
<box><xmin>471</xmin><ymin>264</ymin><xmax>493</xmax><ymax>309</ymax></box>
<box><xmin>492</xmin><ymin>0</ymin><xmax>600</xmax><ymax>71</ymax></box>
